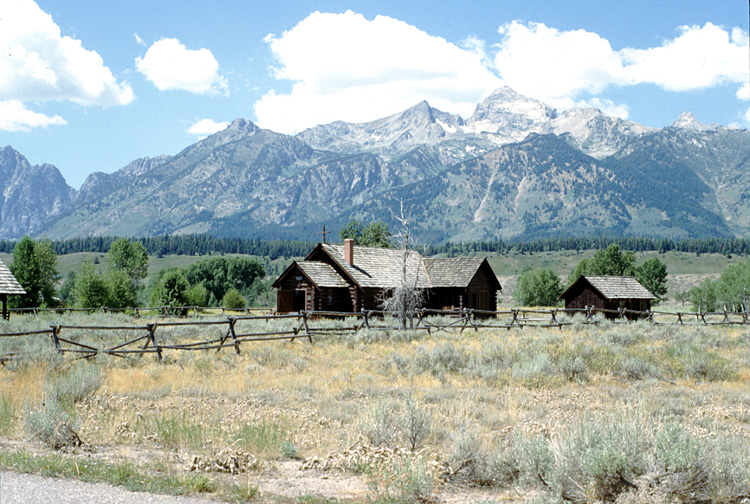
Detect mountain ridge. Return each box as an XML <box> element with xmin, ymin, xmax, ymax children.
<box><xmin>0</xmin><ymin>87</ymin><xmax>747</xmax><ymax>242</ymax></box>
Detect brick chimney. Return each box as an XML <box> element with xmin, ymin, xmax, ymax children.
<box><xmin>344</xmin><ymin>238</ymin><xmax>354</xmax><ymax>265</ymax></box>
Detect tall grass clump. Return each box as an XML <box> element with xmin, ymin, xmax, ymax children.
<box><xmin>148</xmin><ymin>412</ymin><xmax>212</xmax><ymax>451</ymax></box>
<box><xmin>0</xmin><ymin>394</ymin><xmax>15</xmax><ymax>434</ymax></box>
<box><xmin>233</xmin><ymin>419</ymin><xmax>287</xmax><ymax>457</ymax></box>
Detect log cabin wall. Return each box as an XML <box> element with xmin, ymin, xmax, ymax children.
<box><xmin>563</xmin><ymin>281</ymin><xmax>606</xmax><ymax>311</ymax></box>
<box><xmin>465</xmin><ymin>267</ymin><xmax>499</xmax><ymax>311</ymax></box>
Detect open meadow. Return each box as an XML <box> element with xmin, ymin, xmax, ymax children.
<box><xmin>1</xmin><ymin>311</ymin><xmax>750</xmax><ymax>503</ymax></box>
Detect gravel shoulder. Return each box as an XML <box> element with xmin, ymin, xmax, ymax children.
<box><xmin>1</xmin><ymin>471</ymin><xmax>215</xmax><ymax>504</ymax></box>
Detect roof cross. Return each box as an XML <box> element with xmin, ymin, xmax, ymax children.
<box><xmin>319</xmin><ymin>225</ymin><xmax>330</xmax><ymax>244</ymax></box>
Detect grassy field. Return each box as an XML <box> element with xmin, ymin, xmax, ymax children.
<box><xmin>1</xmin><ymin>312</ymin><xmax>750</xmax><ymax>503</ymax></box>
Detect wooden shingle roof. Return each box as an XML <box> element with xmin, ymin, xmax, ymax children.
<box><xmin>0</xmin><ymin>258</ymin><xmax>25</xmax><ymax>295</ymax></box>
<box><xmin>424</xmin><ymin>257</ymin><xmax>489</xmax><ymax>288</ymax></box>
<box><xmin>320</xmin><ymin>244</ymin><xmax>431</xmax><ymax>289</ymax></box>
<box><xmin>296</xmin><ymin>261</ymin><xmax>349</xmax><ymax>288</ymax></box>
<box><xmin>564</xmin><ymin>275</ymin><xmax>655</xmax><ymax>300</ymax></box>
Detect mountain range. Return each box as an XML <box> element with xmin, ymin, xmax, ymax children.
<box><xmin>1</xmin><ymin>86</ymin><xmax>748</xmax><ymax>242</ymax></box>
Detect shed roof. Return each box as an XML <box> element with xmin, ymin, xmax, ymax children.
<box><xmin>0</xmin><ymin>258</ymin><xmax>25</xmax><ymax>295</ymax></box>
<box><xmin>424</xmin><ymin>257</ymin><xmax>493</xmax><ymax>288</ymax></box>
<box><xmin>296</xmin><ymin>261</ymin><xmax>349</xmax><ymax>288</ymax></box>
<box><xmin>319</xmin><ymin>243</ymin><xmax>431</xmax><ymax>289</ymax></box>
<box><xmin>562</xmin><ymin>275</ymin><xmax>655</xmax><ymax>301</ymax></box>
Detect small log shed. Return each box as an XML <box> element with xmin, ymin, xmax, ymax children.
<box><xmin>560</xmin><ymin>275</ymin><xmax>655</xmax><ymax>320</ymax></box>
<box><xmin>0</xmin><ymin>258</ymin><xmax>25</xmax><ymax>321</ymax></box>
<box><xmin>273</xmin><ymin>239</ymin><xmax>501</xmax><ymax>313</ymax></box>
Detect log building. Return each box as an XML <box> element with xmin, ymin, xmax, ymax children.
<box><xmin>273</xmin><ymin>239</ymin><xmax>501</xmax><ymax>313</ymax></box>
<box><xmin>560</xmin><ymin>275</ymin><xmax>655</xmax><ymax>320</ymax></box>
<box><xmin>0</xmin><ymin>258</ymin><xmax>25</xmax><ymax>321</ymax></box>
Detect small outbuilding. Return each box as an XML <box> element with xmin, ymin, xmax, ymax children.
<box><xmin>273</xmin><ymin>240</ymin><xmax>501</xmax><ymax>313</ymax></box>
<box><xmin>0</xmin><ymin>258</ymin><xmax>25</xmax><ymax>321</ymax></box>
<box><xmin>560</xmin><ymin>275</ymin><xmax>655</xmax><ymax>320</ymax></box>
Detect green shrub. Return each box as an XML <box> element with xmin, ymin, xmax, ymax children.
<box><xmin>24</xmin><ymin>400</ymin><xmax>81</xmax><ymax>449</ymax></box>
<box><xmin>185</xmin><ymin>283</ymin><xmax>208</xmax><ymax>307</ymax></box>
<box><xmin>402</xmin><ymin>395</ymin><xmax>432</xmax><ymax>451</ymax></box>
<box><xmin>48</xmin><ymin>363</ymin><xmax>102</xmax><ymax>406</ymax></box>
<box><xmin>222</xmin><ymin>288</ymin><xmax>246</xmax><ymax>310</ymax></box>
<box><xmin>363</xmin><ymin>399</ymin><xmax>401</xmax><ymax>447</ymax></box>
<box><xmin>372</xmin><ymin>455</ymin><xmax>435</xmax><ymax>504</ymax></box>
<box><xmin>281</xmin><ymin>440</ymin><xmax>301</xmax><ymax>459</ymax></box>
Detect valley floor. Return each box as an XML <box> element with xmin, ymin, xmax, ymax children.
<box><xmin>1</xmin><ymin>313</ymin><xmax>750</xmax><ymax>503</ymax></box>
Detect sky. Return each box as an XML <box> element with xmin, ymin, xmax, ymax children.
<box><xmin>0</xmin><ymin>0</ymin><xmax>748</xmax><ymax>189</ymax></box>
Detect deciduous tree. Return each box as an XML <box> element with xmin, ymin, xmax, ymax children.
<box><xmin>514</xmin><ymin>267</ymin><xmax>563</xmax><ymax>307</ymax></box>
<box><xmin>10</xmin><ymin>236</ymin><xmax>58</xmax><ymax>307</ymax></box>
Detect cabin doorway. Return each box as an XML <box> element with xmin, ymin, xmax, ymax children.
<box><xmin>293</xmin><ymin>289</ymin><xmax>306</xmax><ymax>312</ymax></box>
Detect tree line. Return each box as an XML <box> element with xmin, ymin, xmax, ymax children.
<box><xmin>2</xmin><ymin>234</ymin><xmax>749</xmax><ymax>259</ymax></box>
<box><xmin>0</xmin><ymin>235</ymin><xmax>313</xmax><ymax>259</ymax></box>
<box><xmin>427</xmin><ymin>236</ymin><xmax>750</xmax><ymax>257</ymax></box>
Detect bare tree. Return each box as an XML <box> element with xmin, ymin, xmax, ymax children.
<box><xmin>378</xmin><ymin>201</ymin><xmax>424</xmax><ymax>329</ymax></box>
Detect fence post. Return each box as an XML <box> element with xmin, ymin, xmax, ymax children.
<box><xmin>550</xmin><ymin>309</ymin><xmax>561</xmax><ymax>329</ymax></box>
<box><xmin>460</xmin><ymin>309</ymin><xmax>469</xmax><ymax>333</ymax></box>
<box><xmin>146</xmin><ymin>323</ymin><xmax>162</xmax><ymax>361</ymax></box>
<box><xmin>49</xmin><ymin>324</ymin><xmax>62</xmax><ymax>354</ymax></box>
<box><xmin>361</xmin><ymin>308</ymin><xmax>370</xmax><ymax>329</ymax></box>
<box><xmin>301</xmin><ymin>311</ymin><xmax>312</xmax><ymax>343</ymax></box>
<box><xmin>468</xmin><ymin>309</ymin><xmax>478</xmax><ymax>332</ymax></box>
<box><xmin>510</xmin><ymin>309</ymin><xmax>519</xmax><ymax>327</ymax></box>
<box><xmin>228</xmin><ymin>317</ymin><xmax>240</xmax><ymax>355</ymax></box>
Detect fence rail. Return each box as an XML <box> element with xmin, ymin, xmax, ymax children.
<box><xmin>1</xmin><ymin>306</ymin><xmax>748</xmax><ymax>363</ymax></box>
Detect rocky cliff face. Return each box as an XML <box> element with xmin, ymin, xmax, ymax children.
<box><xmin>0</xmin><ymin>146</ymin><xmax>76</xmax><ymax>239</ymax></box>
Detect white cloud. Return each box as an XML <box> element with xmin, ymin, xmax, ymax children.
<box><xmin>255</xmin><ymin>11</ymin><xmax>501</xmax><ymax>133</ymax></box>
<box><xmin>0</xmin><ymin>100</ymin><xmax>67</xmax><ymax>132</ymax></box>
<box><xmin>494</xmin><ymin>21</ymin><xmax>625</xmax><ymax>104</ymax></box>
<box><xmin>187</xmin><ymin>118</ymin><xmax>229</xmax><ymax>138</ymax></box>
<box><xmin>134</xmin><ymin>33</ymin><xmax>146</xmax><ymax>47</ymax></box>
<box><xmin>136</xmin><ymin>38</ymin><xmax>228</xmax><ymax>95</ymax></box>
<box><xmin>0</xmin><ymin>0</ymin><xmax>134</xmax><ymax>114</ymax></box>
<box><xmin>738</xmin><ymin>83</ymin><xmax>750</xmax><ymax>101</ymax></box>
<box><xmin>621</xmin><ymin>23</ymin><xmax>748</xmax><ymax>91</ymax></box>
<box><xmin>492</xmin><ymin>21</ymin><xmax>748</xmax><ymax>105</ymax></box>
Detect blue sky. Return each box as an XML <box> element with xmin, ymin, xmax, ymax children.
<box><xmin>0</xmin><ymin>0</ymin><xmax>747</xmax><ymax>188</ymax></box>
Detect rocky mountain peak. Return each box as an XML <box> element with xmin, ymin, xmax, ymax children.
<box><xmin>467</xmin><ymin>86</ymin><xmax>557</xmax><ymax>138</ymax></box>
<box><xmin>672</xmin><ymin>111</ymin><xmax>717</xmax><ymax>131</ymax></box>
<box><xmin>552</xmin><ymin>107</ymin><xmax>654</xmax><ymax>158</ymax></box>
<box><xmin>0</xmin><ymin>146</ymin><xmax>76</xmax><ymax>239</ymax></box>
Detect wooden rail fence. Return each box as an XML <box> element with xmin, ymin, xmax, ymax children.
<box><xmin>1</xmin><ymin>306</ymin><xmax>748</xmax><ymax>363</ymax></box>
